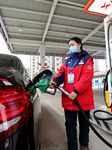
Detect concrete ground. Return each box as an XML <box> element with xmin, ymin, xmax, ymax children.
<box><xmin>39</xmin><ymin>89</ymin><xmax>112</xmax><ymax>150</ymax></box>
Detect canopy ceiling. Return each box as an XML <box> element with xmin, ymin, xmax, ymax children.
<box><xmin>0</xmin><ymin>0</ymin><xmax>106</xmax><ymax>58</ymax></box>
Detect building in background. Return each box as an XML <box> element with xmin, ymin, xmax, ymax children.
<box><xmin>94</xmin><ymin>59</ymin><xmax>99</xmax><ymax>72</ymax></box>
<box><xmin>30</xmin><ymin>55</ymin><xmax>39</xmax><ymax>79</ymax></box>
<box><xmin>92</xmin><ymin>71</ymin><xmax>106</xmax><ymax>88</ymax></box>
<box><xmin>30</xmin><ymin>55</ymin><xmax>65</xmax><ymax>79</ymax></box>
<box><xmin>93</xmin><ymin>59</ymin><xmax>106</xmax><ymax>88</ymax></box>
<box><xmin>45</xmin><ymin>56</ymin><xmax>52</xmax><ymax>70</ymax></box>
<box><xmin>93</xmin><ymin>59</ymin><xmax>106</xmax><ymax>72</ymax></box>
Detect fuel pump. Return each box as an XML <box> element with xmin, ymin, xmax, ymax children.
<box><xmin>88</xmin><ymin>13</ymin><xmax>112</xmax><ymax>135</ymax></box>
<box><xmin>104</xmin><ymin>12</ymin><xmax>112</xmax><ymax>113</ymax></box>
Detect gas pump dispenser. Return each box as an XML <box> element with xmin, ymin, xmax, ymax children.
<box><xmin>104</xmin><ymin>13</ymin><xmax>112</xmax><ymax>113</ymax></box>
<box><xmin>89</xmin><ymin>13</ymin><xmax>112</xmax><ymax>135</ymax></box>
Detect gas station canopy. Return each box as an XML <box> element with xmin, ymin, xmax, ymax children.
<box><xmin>0</xmin><ymin>0</ymin><xmax>108</xmax><ymax>58</ymax></box>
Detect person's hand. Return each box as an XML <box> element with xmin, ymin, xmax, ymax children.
<box><xmin>49</xmin><ymin>80</ymin><xmax>57</xmax><ymax>89</ymax></box>
<box><xmin>68</xmin><ymin>92</ymin><xmax>77</xmax><ymax>101</ymax></box>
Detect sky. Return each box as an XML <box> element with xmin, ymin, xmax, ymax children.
<box><xmin>13</xmin><ymin>54</ymin><xmax>30</xmax><ymax>68</ymax></box>
<box><xmin>0</xmin><ymin>32</ymin><xmax>30</xmax><ymax>68</ymax></box>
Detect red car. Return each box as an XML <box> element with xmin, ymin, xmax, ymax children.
<box><xmin>0</xmin><ymin>54</ymin><xmax>41</xmax><ymax>150</ymax></box>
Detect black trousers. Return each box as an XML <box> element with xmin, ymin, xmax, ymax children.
<box><xmin>64</xmin><ymin>109</ymin><xmax>90</xmax><ymax>150</ymax></box>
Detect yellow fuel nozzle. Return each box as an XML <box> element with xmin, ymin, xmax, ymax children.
<box><xmin>105</xmin><ymin>91</ymin><xmax>111</xmax><ymax>112</ymax></box>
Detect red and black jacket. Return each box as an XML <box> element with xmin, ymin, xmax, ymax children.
<box><xmin>53</xmin><ymin>50</ymin><xmax>95</xmax><ymax>111</ymax></box>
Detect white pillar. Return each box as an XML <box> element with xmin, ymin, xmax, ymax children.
<box><xmin>39</xmin><ymin>45</ymin><xmax>45</xmax><ymax>69</ymax></box>
<box><xmin>104</xmin><ymin>13</ymin><xmax>112</xmax><ymax>71</ymax></box>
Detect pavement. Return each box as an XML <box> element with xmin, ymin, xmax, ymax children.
<box><xmin>39</xmin><ymin>88</ymin><xmax>112</xmax><ymax>150</ymax></box>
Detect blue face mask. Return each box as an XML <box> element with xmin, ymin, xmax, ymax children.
<box><xmin>69</xmin><ymin>45</ymin><xmax>79</xmax><ymax>53</ymax></box>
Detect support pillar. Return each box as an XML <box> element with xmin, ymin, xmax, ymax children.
<box><xmin>39</xmin><ymin>45</ymin><xmax>46</xmax><ymax>71</ymax></box>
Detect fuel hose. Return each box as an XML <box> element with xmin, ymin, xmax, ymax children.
<box><xmin>103</xmin><ymin>68</ymin><xmax>112</xmax><ymax>108</ymax></box>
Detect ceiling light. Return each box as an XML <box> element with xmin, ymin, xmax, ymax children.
<box><xmin>66</xmin><ymin>34</ymin><xmax>69</xmax><ymax>37</ymax></box>
<box><xmin>19</xmin><ymin>28</ymin><xmax>23</xmax><ymax>32</ymax></box>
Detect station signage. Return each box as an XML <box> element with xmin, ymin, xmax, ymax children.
<box><xmin>84</xmin><ymin>0</ymin><xmax>112</xmax><ymax>16</ymax></box>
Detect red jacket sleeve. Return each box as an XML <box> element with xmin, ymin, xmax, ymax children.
<box><xmin>53</xmin><ymin>62</ymin><xmax>65</xmax><ymax>85</ymax></box>
<box><xmin>73</xmin><ymin>57</ymin><xmax>94</xmax><ymax>94</ymax></box>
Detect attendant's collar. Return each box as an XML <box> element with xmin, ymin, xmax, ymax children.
<box><xmin>70</xmin><ymin>50</ymin><xmax>83</xmax><ymax>59</ymax></box>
